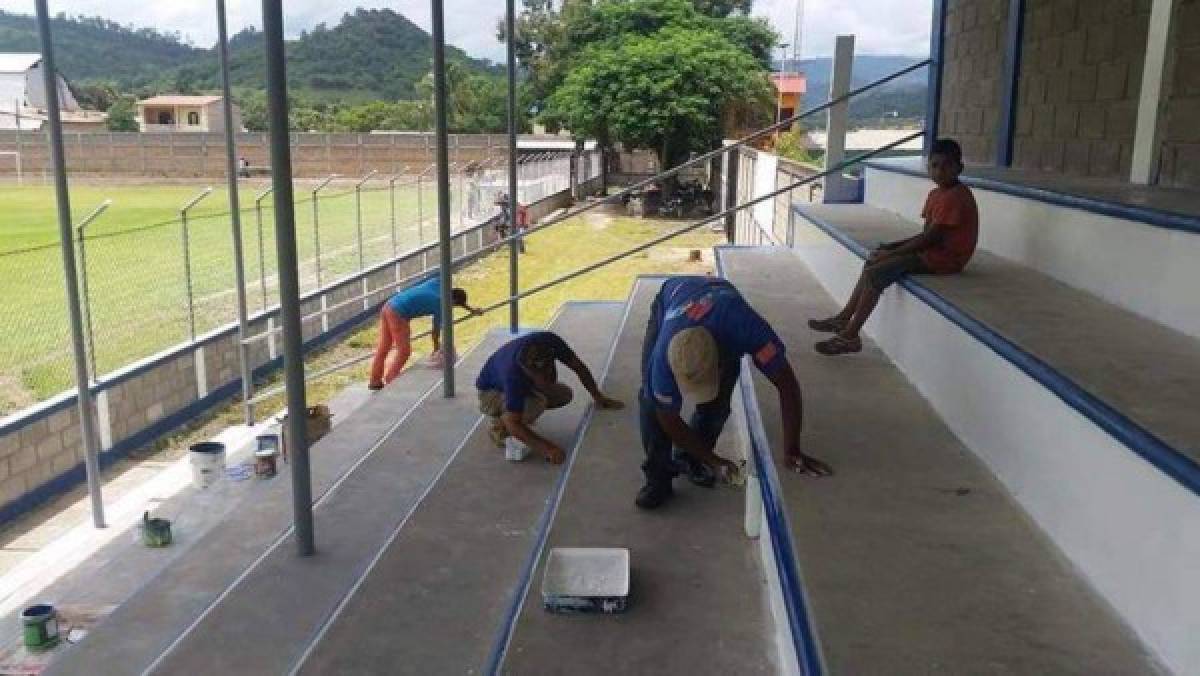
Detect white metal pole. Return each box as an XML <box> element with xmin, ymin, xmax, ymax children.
<box><xmin>35</xmin><ymin>0</ymin><xmax>106</xmax><ymax>529</ymax></box>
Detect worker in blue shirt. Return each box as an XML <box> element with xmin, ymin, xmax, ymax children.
<box><xmin>477</xmin><ymin>331</ymin><xmax>623</xmax><ymax>464</ymax></box>
<box><xmin>369</xmin><ymin>276</ymin><xmax>480</xmax><ymax>390</ymax></box>
<box><xmin>637</xmin><ymin>277</ymin><xmax>833</xmax><ymax>509</ymax></box>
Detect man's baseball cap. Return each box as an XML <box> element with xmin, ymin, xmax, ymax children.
<box><xmin>668</xmin><ymin>327</ymin><xmax>719</xmax><ymax>403</ymax></box>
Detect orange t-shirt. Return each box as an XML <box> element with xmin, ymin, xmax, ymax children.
<box><xmin>919</xmin><ymin>183</ymin><xmax>979</xmax><ymax>274</ymax></box>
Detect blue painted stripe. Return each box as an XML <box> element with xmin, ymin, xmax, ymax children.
<box><xmin>793</xmin><ymin>207</ymin><xmax>1200</xmax><ymax>499</ymax></box>
<box><xmin>925</xmin><ymin>0</ymin><xmax>948</xmax><ymax>154</ymax></box>
<box><xmin>863</xmin><ymin>160</ymin><xmax>1200</xmax><ymax>235</ymax></box>
<box><xmin>714</xmin><ymin>246</ymin><xmax>824</xmax><ymax>675</ymax></box>
<box><xmin>483</xmin><ymin>282</ymin><xmax>643</xmax><ymax>675</ymax></box>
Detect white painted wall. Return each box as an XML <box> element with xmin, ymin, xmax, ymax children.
<box><xmin>865</xmin><ymin>165</ymin><xmax>1200</xmax><ymax>340</ymax></box>
<box><xmin>788</xmin><ymin>214</ymin><xmax>1200</xmax><ymax>675</ymax></box>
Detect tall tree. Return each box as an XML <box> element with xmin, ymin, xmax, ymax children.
<box><xmin>524</xmin><ymin>0</ymin><xmax>775</xmax><ymax>170</ymax></box>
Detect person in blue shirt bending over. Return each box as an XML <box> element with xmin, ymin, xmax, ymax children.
<box><xmin>368</xmin><ymin>275</ymin><xmax>480</xmax><ymax>391</ymax></box>
<box><xmin>637</xmin><ymin>276</ymin><xmax>833</xmax><ymax>509</ymax></box>
<box><xmin>476</xmin><ymin>331</ymin><xmax>624</xmax><ymax>464</ymax></box>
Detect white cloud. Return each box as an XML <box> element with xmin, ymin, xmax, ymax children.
<box><xmin>0</xmin><ymin>1</ymin><xmax>930</xmax><ymax>61</ymax></box>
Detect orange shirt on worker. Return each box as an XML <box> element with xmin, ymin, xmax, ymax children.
<box><xmin>919</xmin><ymin>182</ymin><xmax>979</xmax><ymax>274</ymax></box>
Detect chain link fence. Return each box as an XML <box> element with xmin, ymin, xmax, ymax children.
<box><xmin>0</xmin><ymin>151</ymin><xmax>584</xmax><ymax>415</ymax></box>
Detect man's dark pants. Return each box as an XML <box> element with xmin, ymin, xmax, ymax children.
<box><xmin>638</xmin><ymin>290</ymin><xmax>741</xmax><ymax>488</ymax></box>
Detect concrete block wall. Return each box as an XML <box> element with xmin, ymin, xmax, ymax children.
<box><xmin>1013</xmin><ymin>0</ymin><xmax>1151</xmax><ymax>177</ymax></box>
<box><xmin>0</xmin><ymin>132</ymin><xmax>557</xmax><ymax>179</ymax></box>
<box><xmin>938</xmin><ymin>0</ymin><xmax>1010</xmax><ymax>164</ymax></box>
<box><xmin>1160</xmin><ymin>0</ymin><xmax>1200</xmax><ymax>188</ymax></box>
<box><xmin>0</xmin><ymin>205</ymin><xmax>516</xmax><ymax>525</ymax></box>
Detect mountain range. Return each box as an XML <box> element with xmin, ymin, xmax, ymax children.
<box><xmin>0</xmin><ymin>9</ymin><xmax>497</xmax><ymax>101</ymax></box>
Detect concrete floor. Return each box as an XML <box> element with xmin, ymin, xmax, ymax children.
<box><xmin>720</xmin><ymin>246</ymin><xmax>1160</xmax><ymax>674</ymax></box>
<box><xmin>501</xmin><ymin>279</ymin><xmax>777</xmax><ymax>675</ymax></box>
<box><xmin>45</xmin><ymin>347</ymin><xmax>453</xmax><ymax>675</ymax></box>
<box><xmin>296</xmin><ymin>302</ymin><xmax>624</xmax><ymax>675</ymax></box>
<box><xmin>796</xmin><ymin>204</ymin><xmax>1200</xmax><ymax>466</ymax></box>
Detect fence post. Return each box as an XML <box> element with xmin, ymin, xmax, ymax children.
<box><xmin>312</xmin><ymin>174</ymin><xmax>336</xmax><ymax>289</ymax></box>
<box><xmin>255</xmin><ymin>185</ymin><xmax>274</xmax><ymax>309</ymax></box>
<box><xmin>506</xmin><ymin>0</ymin><xmax>520</xmax><ymax>332</ymax></box>
<box><xmin>180</xmin><ymin>187</ymin><xmax>213</xmax><ymax>341</ymax></box>
<box><xmin>74</xmin><ymin>200</ymin><xmax>111</xmax><ymax>381</ymax></box>
<box><xmin>355</xmin><ymin>170</ymin><xmax>377</xmax><ymax>271</ymax></box>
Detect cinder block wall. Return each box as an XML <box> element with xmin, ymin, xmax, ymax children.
<box><xmin>937</xmin><ymin>0</ymin><xmax>1010</xmax><ymax>164</ymax></box>
<box><xmin>1013</xmin><ymin>0</ymin><xmax>1151</xmax><ymax>177</ymax></box>
<box><xmin>1160</xmin><ymin>0</ymin><xmax>1200</xmax><ymax>188</ymax></box>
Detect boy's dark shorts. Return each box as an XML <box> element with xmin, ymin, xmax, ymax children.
<box><xmin>864</xmin><ymin>254</ymin><xmax>929</xmax><ymax>291</ymax></box>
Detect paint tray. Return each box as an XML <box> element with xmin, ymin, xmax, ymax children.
<box><xmin>542</xmin><ymin>547</ymin><xmax>630</xmax><ymax>614</ymax></box>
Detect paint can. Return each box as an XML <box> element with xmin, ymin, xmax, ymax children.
<box><xmin>255</xmin><ymin>434</ymin><xmax>280</xmax><ymax>479</ymax></box>
<box><xmin>188</xmin><ymin>441</ymin><xmax>226</xmax><ymax>489</ymax></box>
<box><xmin>21</xmin><ymin>604</ymin><xmax>59</xmax><ymax>651</ymax></box>
<box><xmin>139</xmin><ymin>511</ymin><xmax>173</xmax><ymax>547</ymax></box>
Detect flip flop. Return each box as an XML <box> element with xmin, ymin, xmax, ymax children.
<box><xmin>814</xmin><ymin>334</ymin><xmax>862</xmax><ymax>356</ymax></box>
<box><xmin>807</xmin><ymin>317</ymin><xmax>848</xmax><ymax>333</ymax></box>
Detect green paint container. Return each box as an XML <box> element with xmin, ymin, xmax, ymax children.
<box><xmin>21</xmin><ymin>604</ymin><xmax>59</xmax><ymax>651</ymax></box>
<box><xmin>140</xmin><ymin>511</ymin><xmax>172</xmax><ymax>548</ymax></box>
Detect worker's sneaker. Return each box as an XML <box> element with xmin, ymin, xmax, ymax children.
<box><xmin>672</xmin><ymin>449</ymin><xmax>716</xmax><ymax>488</ymax></box>
<box><xmin>635</xmin><ymin>482</ymin><xmax>673</xmax><ymax>510</ymax></box>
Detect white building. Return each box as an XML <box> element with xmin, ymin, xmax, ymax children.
<box><xmin>0</xmin><ymin>52</ymin><xmax>104</xmax><ymax>131</ymax></box>
<box><xmin>136</xmin><ymin>95</ymin><xmax>242</xmax><ymax>133</ymax></box>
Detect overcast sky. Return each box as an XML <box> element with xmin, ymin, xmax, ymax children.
<box><xmin>0</xmin><ymin>0</ymin><xmax>931</xmax><ymax>61</ymax></box>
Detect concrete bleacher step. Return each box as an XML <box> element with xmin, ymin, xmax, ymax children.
<box><xmin>499</xmin><ymin>277</ymin><xmax>778</xmax><ymax>674</ymax></box>
<box><xmin>47</xmin><ymin>354</ymin><xmax>452</xmax><ymax>675</ymax></box>
<box><xmin>718</xmin><ymin>246</ymin><xmax>1159</xmax><ymax>673</ymax></box>
<box><xmin>789</xmin><ymin>202</ymin><xmax>1200</xmax><ymax>673</ymax></box>
<box><xmin>293</xmin><ymin>300</ymin><xmax>625</xmax><ymax>675</ymax></box>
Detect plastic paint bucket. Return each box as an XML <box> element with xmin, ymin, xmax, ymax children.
<box><xmin>21</xmin><ymin>604</ymin><xmax>59</xmax><ymax>651</ymax></box>
<box><xmin>188</xmin><ymin>442</ymin><xmax>226</xmax><ymax>489</ymax></box>
<box><xmin>255</xmin><ymin>434</ymin><xmax>280</xmax><ymax>479</ymax></box>
<box><xmin>505</xmin><ymin>437</ymin><xmax>530</xmax><ymax>462</ymax></box>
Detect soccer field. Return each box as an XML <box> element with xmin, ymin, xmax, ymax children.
<box><xmin>0</xmin><ymin>178</ymin><xmax>460</xmax><ymax>412</ymax></box>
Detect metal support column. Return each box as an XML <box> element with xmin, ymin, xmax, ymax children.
<box><xmin>180</xmin><ymin>187</ymin><xmax>212</xmax><ymax>341</ymax></box>
<box><xmin>724</xmin><ymin>145</ymin><xmax>739</xmax><ymax>243</ymax></box>
<box><xmin>506</xmin><ymin>0</ymin><xmax>520</xmax><ymax>333</ymax></box>
<box><xmin>262</xmin><ymin>0</ymin><xmax>314</xmax><ymax>556</ymax></box>
<box><xmin>823</xmin><ymin>35</ymin><xmax>854</xmax><ymax>204</ymax></box>
<box><xmin>926</xmin><ymin>0</ymin><xmax>948</xmax><ymax>155</ymax></box>
<box><xmin>35</xmin><ymin>0</ymin><xmax>106</xmax><ymax>529</ymax></box>
<box><xmin>218</xmin><ymin>0</ymin><xmax>255</xmax><ymax>426</ymax></box>
<box><xmin>74</xmin><ymin>200</ymin><xmax>110</xmax><ymax>382</ymax></box>
<box><xmin>432</xmin><ymin>0</ymin><xmax>455</xmax><ymax>397</ymax></box>
<box><xmin>996</xmin><ymin>0</ymin><xmax>1025</xmax><ymax>167</ymax></box>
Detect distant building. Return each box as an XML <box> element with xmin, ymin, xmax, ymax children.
<box><xmin>0</xmin><ymin>52</ymin><xmax>106</xmax><ymax>132</ymax></box>
<box><xmin>136</xmin><ymin>95</ymin><xmax>242</xmax><ymax>133</ymax></box>
<box><xmin>770</xmin><ymin>72</ymin><xmax>807</xmax><ymax>131</ymax></box>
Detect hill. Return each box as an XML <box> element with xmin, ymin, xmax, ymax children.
<box><xmin>0</xmin><ymin>9</ymin><xmax>498</xmax><ymax>101</ymax></box>
<box><xmin>777</xmin><ymin>55</ymin><xmax>928</xmax><ymax>127</ymax></box>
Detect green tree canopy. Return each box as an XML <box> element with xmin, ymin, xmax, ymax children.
<box><xmin>546</xmin><ymin>23</ymin><xmax>770</xmax><ymax>169</ymax></box>
<box><xmin>104</xmin><ymin>97</ymin><xmax>139</xmax><ymax>131</ymax></box>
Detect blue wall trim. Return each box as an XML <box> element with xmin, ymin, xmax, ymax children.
<box><xmin>997</xmin><ymin>0</ymin><xmax>1026</xmax><ymax>166</ymax></box>
<box><xmin>925</xmin><ymin>0</ymin><xmax>948</xmax><ymax>154</ymax></box>
<box><xmin>864</xmin><ymin>160</ymin><xmax>1200</xmax><ymax>235</ymax></box>
<box><xmin>714</xmin><ymin>246</ymin><xmax>825</xmax><ymax>675</ymax></box>
<box><xmin>792</xmin><ymin>207</ymin><xmax>1200</xmax><ymax>500</ymax></box>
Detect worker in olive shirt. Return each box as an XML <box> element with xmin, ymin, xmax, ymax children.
<box><xmin>477</xmin><ymin>331</ymin><xmax>623</xmax><ymax>464</ymax></box>
<box><xmin>638</xmin><ymin>276</ymin><xmax>833</xmax><ymax>509</ymax></box>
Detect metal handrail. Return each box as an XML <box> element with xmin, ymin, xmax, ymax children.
<box><xmin>467</xmin><ymin>59</ymin><xmax>932</xmax><ymax>258</ymax></box>
<box><xmin>246</xmin><ymin>131</ymin><xmax>922</xmax><ymax>404</ymax></box>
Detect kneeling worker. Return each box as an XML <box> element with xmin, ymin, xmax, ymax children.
<box><xmin>369</xmin><ymin>275</ymin><xmax>480</xmax><ymax>391</ymax></box>
<box><xmin>477</xmin><ymin>331</ymin><xmax>623</xmax><ymax>464</ymax></box>
<box><xmin>638</xmin><ymin>276</ymin><xmax>833</xmax><ymax>510</ymax></box>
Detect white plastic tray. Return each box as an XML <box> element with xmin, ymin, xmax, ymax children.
<box><xmin>542</xmin><ymin>547</ymin><xmax>630</xmax><ymax>614</ymax></box>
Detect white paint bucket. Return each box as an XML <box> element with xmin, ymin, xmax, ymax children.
<box><xmin>188</xmin><ymin>442</ymin><xmax>226</xmax><ymax>489</ymax></box>
<box><xmin>505</xmin><ymin>437</ymin><xmax>530</xmax><ymax>462</ymax></box>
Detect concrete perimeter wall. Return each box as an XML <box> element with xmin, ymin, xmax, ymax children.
<box><xmin>0</xmin><ymin>132</ymin><xmax>565</xmax><ymax>179</ymax></box>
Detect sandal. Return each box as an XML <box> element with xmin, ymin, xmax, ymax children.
<box><xmin>814</xmin><ymin>334</ymin><xmax>862</xmax><ymax>356</ymax></box>
<box><xmin>807</xmin><ymin>316</ymin><xmax>848</xmax><ymax>333</ymax></box>
<box><xmin>368</xmin><ymin>382</ymin><xmax>384</xmax><ymax>392</ymax></box>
